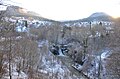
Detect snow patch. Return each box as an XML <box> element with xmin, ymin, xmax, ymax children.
<box><xmin>101</xmin><ymin>50</ymin><xmax>111</xmax><ymax>59</ymax></box>
<box><xmin>58</xmin><ymin>48</ymin><xmax>65</xmax><ymax>56</ymax></box>
<box><xmin>15</xmin><ymin>26</ymin><xmax>27</xmax><ymax>32</ymax></box>
<box><xmin>72</xmin><ymin>63</ymin><xmax>83</xmax><ymax>71</ymax></box>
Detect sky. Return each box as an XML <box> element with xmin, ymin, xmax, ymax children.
<box><xmin>7</xmin><ymin>0</ymin><xmax>120</xmax><ymax>20</ymax></box>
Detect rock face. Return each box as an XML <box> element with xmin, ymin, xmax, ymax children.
<box><xmin>0</xmin><ymin>6</ymin><xmax>46</xmax><ymax>20</ymax></box>
<box><xmin>0</xmin><ymin>6</ymin><xmax>27</xmax><ymax>17</ymax></box>
<box><xmin>4</xmin><ymin>6</ymin><xmax>34</xmax><ymax>16</ymax></box>
<box><xmin>5</xmin><ymin>6</ymin><xmax>20</xmax><ymax>16</ymax></box>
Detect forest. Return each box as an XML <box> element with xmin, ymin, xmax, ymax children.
<box><xmin>0</xmin><ymin>0</ymin><xmax>120</xmax><ymax>79</ymax></box>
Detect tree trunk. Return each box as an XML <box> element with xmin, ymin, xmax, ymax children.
<box><xmin>9</xmin><ymin>36</ymin><xmax>12</xmax><ymax>79</ymax></box>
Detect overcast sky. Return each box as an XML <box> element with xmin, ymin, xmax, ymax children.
<box><xmin>10</xmin><ymin>0</ymin><xmax>120</xmax><ymax>20</ymax></box>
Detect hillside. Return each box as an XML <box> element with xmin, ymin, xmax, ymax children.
<box><xmin>81</xmin><ymin>12</ymin><xmax>114</xmax><ymax>22</ymax></box>
<box><xmin>0</xmin><ymin>6</ymin><xmax>57</xmax><ymax>21</ymax></box>
<box><xmin>62</xmin><ymin>12</ymin><xmax>114</xmax><ymax>24</ymax></box>
<box><xmin>0</xmin><ymin>4</ymin><xmax>120</xmax><ymax>79</ymax></box>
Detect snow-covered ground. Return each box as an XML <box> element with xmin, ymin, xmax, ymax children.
<box><xmin>37</xmin><ymin>40</ymin><xmax>81</xmax><ymax>79</ymax></box>
<box><xmin>71</xmin><ymin>49</ymin><xmax>112</xmax><ymax>79</ymax></box>
<box><xmin>58</xmin><ymin>48</ymin><xmax>65</xmax><ymax>56</ymax></box>
<box><xmin>89</xmin><ymin>49</ymin><xmax>112</xmax><ymax>79</ymax></box>
<box><xmin>1</xmin><ymin>16</ymin><xmax>115</xmax><ymax>79</ymax></box>
<box><xmin>15</xmin><ymin>25</ymin><xmax>27</xmax><ymax>32</ymax></box>
<box><xmin>101</xmin><ymin>50</ymin><xmax>112</xmax><ymax>60</ymax></box>
<box><xmin>3</xmin><ymin>61</ymin><xmax>28</xmax><ymax>79</ymax></box>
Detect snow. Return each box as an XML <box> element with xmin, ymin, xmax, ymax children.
<box><xmin>4</xmin><ymin>71</ymin><xmax>27</xmax><ymax>79</ymax></box>
<box><xmin>36</xmin><ymin>46</ymin><xmax>81</xmax><ymax>79</ymax></box>
<box><xmin>11</xmin><ymin>71</ymin><xmax>27</xmax><ymax>79</ymax></box>
<box><xmin>101</xmin><ymin>50</ymin><xmax>111</xmax><ymax>59</ymax></box>
<box><xmin>41</xmin><ymin>56</ymin><xmax>65</xmax><ymax>74</ymax></box>
<box><xmin>1</xmin><ymin>16</ymin><xmax>115</xmax><ymax>79</ymax></box>
<box><xmin>15</xmin><ymin>25</ymin><xmax>27</xmax><ymax>32</ymax></box>
<box><xmin>16</xmin><ymin>36</ymin><xmax>22</xmax><ymax>39</ymax></box>
<box><xmin>0</xmin><ymin>5</ymin><xmax>7</xmax><ymax>11</ymax></box>
<box><xmin>72</xmin><ymin>63</ymin><xmax>83</xmax><ymax>70</ymax></box>
<box><xmin>95</xmin><ymin>31</ymin><xmax>101</xmax><ymax>37</ymax></box>
<box><xmin>96</xmin><ymin>50</ymin><xmax>111</xmax><ymax>60</ymax></box>
<box><xmin>58</xmin><ymin>48</ymin><xmax>65</xmax><ymax>56</ymax></box>
<box><xmin>31</xmin><ymin>20</ymin><xmax>52</xmax><ymax>28</ymax></box>
<box><xmin>100</xmin><ymin>50</ymin><xmax>112</xmax><ymax>78</ymax></box>
<box><xmin>9</xmin><ymin>18</ymin><xmax>16</xmax><ymax>22</ymax></box>
<box><xmin>45</xmin><ymin>64</ymin><xmax>65</xmax><ymax>74</ymax></box>
<box><xmin>0</xmin><ymin>37</ymin><xmax>5</xmax><ymax>42</ymax></box>
<box><xmin>39</xmin><ymin>70</ymin><xmax>48</xmax><ymax>74</ymax></box>
<box><xmin>77</xmin><ymin>49</ymin><xmax>112</xmax><ymax>79</ymax></box>
<box><xmin>38</xmin><ymin>40</ymin><xmax>48</xmax><ymax>48</ymax></box>
<box><xmin>37</xmin><ymin>55</ymin><xmax>77</xmax><ymax>79</ymax></box>
<box><xmin>3</xmin><ymin>61</ymin><xmax>28</xmax><ymax>79</ymax></box>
